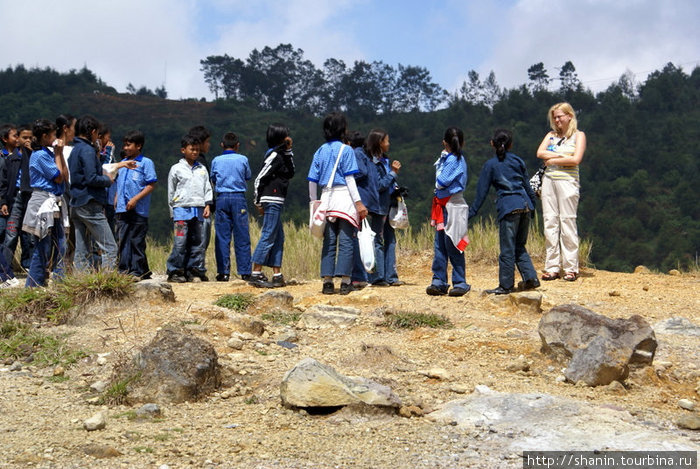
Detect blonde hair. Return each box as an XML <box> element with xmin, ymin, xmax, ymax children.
<box><xmin>548</xmin><ymin>102</ymin><xmax>578</xmax><ymax>139</ymax></box>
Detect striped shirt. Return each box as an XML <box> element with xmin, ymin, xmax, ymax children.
<box><xmin>545</xmin><ymin>132</ymin><xmax>580</xmax><ymax>181</ymax></box>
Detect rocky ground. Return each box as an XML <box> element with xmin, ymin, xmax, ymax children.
<box><xmin>0</xmin><ymin>254</ymin><xmax>698</xmax><ymax>468</ymax></box>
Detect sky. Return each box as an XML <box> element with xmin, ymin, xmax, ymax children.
<box><xmin>2</xmin><ymin>0</ymin><xmax>698</xmax><ymax>100</ymax></box>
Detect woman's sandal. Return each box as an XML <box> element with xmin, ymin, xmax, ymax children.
<box><xmin>563</xmin><ymin>272</ymin><xmax>579</xmax><ymax>282</ymax></box>
<box><xmin>541</xmin><ymin>272</ymin><xmax>560</xmax><ymax>281</ymax></box>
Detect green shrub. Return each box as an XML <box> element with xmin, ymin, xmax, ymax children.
<box><xmin>380</xmin><ymin>311</ymin><xmax>453</xmax><ymax>330</ymax></box>
<box><xmin>214</xmin><ymin>293</ymin><xmax>254</xmax><ymax>312</ymax></box>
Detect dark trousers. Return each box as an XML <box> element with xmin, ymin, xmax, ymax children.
<box><xmin>4</xmin><ymin>191</ymin><xmax>36</xmax><ymax>270</ymax></box>
<box><xmin>166</xmin><ymin>218</ymin><xmax>202</xmax><ymax>275</ymax></box>
<box><xmin>116</xmin><ymin>211</ymin><xmax>150</xmax><ymax>277</ymax></box>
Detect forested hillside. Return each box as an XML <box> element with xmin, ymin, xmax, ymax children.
<box><xmin>0</xmin><ymin>57</ymin><xmax>697</xmax><ymax>272</ymax></box>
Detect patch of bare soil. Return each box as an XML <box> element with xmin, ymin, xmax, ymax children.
<box><xmin>0</xmin><ymin>254</ymin><xmax>698</xmax><ymax>468</ymax></box>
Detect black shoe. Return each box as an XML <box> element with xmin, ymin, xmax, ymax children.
<box><xmin>188</xmin><ymin>269</ymin><xmax>209</xmax><ymax>282</ymax></box>
<box><xmin>426</xmin><ymin>284</ymin><xmax>448</xmax><ymax>296</ymax></box>
<box><xmin>216</xmin><ymin>274</ymin><xmax>230</xmax><ymax>282</ymax></box>
<box><xmin>240</xmin><ymin>274</ymin><xmax>252</xmax><ymax>281</ymax></box>
<box><xmin>449</xmin><ymin>285</ymin><xmax>471</xmax><ymax>297</ymax></box>
<box><xmin>322</xmin><ymin>282</ymin><xmax>335</xmax><ymax>295</ymax></box>
<box><xmin>351</xmin><ymin>281</ymin><xmax>368</xmax><ymax>290</ymax></box>
<box><xmin>388</xmin><ymin>280</ymin><xmax>405</xmax><ymax>286</ymax></box>
<box><xmin>371</xmin><ymin>280</ymin><xmax>390</xmax><ymax>287</ymax></box>
<box><xmin>248</xmin><ymin>274</ymin><xmax>273</xmax><ymax>288</ymax></box>
<box><xmin>517</xmin><ymin>278</ymin><xmax>540</xmax><ymax>291</ymax></box>
<box><xmin>167</xmin><ymin>272</ymin><xmax>187</xmax><ymax>283</ymax></box>
<box><xmin>339</xmin><ymin>282</ymin><xmax>354</xmax><ymax>295</ymax></box>
<box><xmin>271</xmin><ymin>274</ymin><xmax>285</xmax><ymax>288</ymax></box>
<box><xmin>485</xmin><ymin>286</ymin><xmax>513</xmax><ymax>295</ymax></box>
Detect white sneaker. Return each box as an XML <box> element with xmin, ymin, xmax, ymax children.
<box><xmin>0</xmin><ymin>277</ymin><xmax>21</xmax><ymax>289</ymax></box>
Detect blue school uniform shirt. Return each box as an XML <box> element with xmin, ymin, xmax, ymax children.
<box><xmin>210</xmin><ymin>150</ymin><xmax>251</xmax><ymax>193</ymax></box>
<box><xmin>29</xmin><ymin>147</ymin><xmax>63</xmax><ymax>195</ymax></box>
<box><xmin>173</xmin><ymin>206</ymin><xmax>204</xmax><ymax>222</ymax></box>
<box><xmin>307</xmin><ymin>141</ymin><xmax>358</xmax><ymax>187</ymax></box>
<box><xmin>353</xmin><ymin>147</ymin><xmax>381</xmax><ymax>214</ymax></box>
<box><xmin>468</xmin><ymin>152</ymin><xmax>536</xmax><ymax>220</ymax></box>
<box><xmin>115</xmin><ymin>155</ymin><xmax>158</xmax><ymax>217</ymax></box>
<box><xmin>435</xmin><ymin>152</ymin><xmax>467</xmax><ymax>199</ymax></box>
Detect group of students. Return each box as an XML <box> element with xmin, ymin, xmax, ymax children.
<box><xmin>0</xmin><ymin>102</ymin><xmax>583</xmax><ymax>294</ymax></box>
<box><xmin>313</xmin><ymin>102</ymin><xmax>584</xmax><ymax>297</ymax></box>
<box><xmin>0</xmin><ymin>117</ymin><xmax>297</xmax><ymax>289</ymax></box>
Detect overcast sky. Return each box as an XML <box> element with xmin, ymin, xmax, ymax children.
<box><xmin>2</xmin><ymin>0</ymin><xmax>698</xmax><ymax>100</ymax></box>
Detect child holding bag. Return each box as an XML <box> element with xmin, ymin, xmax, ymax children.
<box><xmin>308</xmin><ymin>113</ymin><xmax>367</xmax><ymax>295</ymax></box>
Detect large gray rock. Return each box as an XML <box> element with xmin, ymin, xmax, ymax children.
<box><xmin>300</xmin><ymin>305</ymin><xmax>360</xmax><ymax>328</ymax></box>
<box><xmin>564</xmin><ymin>336</ymin><xmax>630</xmax><ymax>386</ymax></box>
<box><xmin>427</xmin><ymin>391</ymin><xmax>696</xmax><ymax>451</ymax></box>
<box><xmin>280</xmin><ymin>358</ymin><xmax>401</xmax><ymax>408</ymax></box>
<box><xmin>123</xmin><ymin>328</ymin><xmax>220</xmax><ymax>404</ymax></box>
<box><xmin>539</xmin><ymin>304</ymin><xmax>657</xmax><ymax>364</ymax></box>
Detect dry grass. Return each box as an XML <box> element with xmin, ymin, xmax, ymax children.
<box><xmin>145</xmin><ymin>216</ymin><xmax>593</xmax><ymax>279</ymax></box>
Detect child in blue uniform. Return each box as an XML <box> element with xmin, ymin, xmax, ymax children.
<box><xmin>115</xmin><ymin>130</ymin><xmax>157</xmax><ymax>280</ymax></box>
<box><xmin>469</xmin><ymin>129</ymin><xmax>539</xmax><ymax>294</ymax></box>
<box><xmin>426</xmin><ymin>127</ymin><xmax>471</xmax><ymax>297</ymax></box>
<box><xmin>210</xmin><ymin>132</ymin><xmax>252</xmax><ymax>282</ymax></box>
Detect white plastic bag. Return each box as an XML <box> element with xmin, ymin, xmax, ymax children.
<box><xmin>358</xmin><ymin>218</ymin><xmax>376</xmax><ymax>273</ymax></box>
<box><xmin>309</xmin><ymin>198</ymin><xmax>327</xmax><ymax>239</ymax></box>
<box><xmin>389</xmin><ymin>197</ymin><xmax>409</xmax><ymax>229</ymax></box>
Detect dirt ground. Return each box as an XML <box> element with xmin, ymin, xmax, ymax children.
<box><xmin>0</xmin><ymin>254</ymin><xmax>698</xmax><ymax>468</ymax></box>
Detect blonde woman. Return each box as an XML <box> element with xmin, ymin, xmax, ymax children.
<box><xmin>536</xmin><ymin>102</ymin><xmax>586</xmax><ymax>282</ymax></box>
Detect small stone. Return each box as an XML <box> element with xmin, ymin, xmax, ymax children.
<box><xmin>678</xmin><ymin>399</ymin><xmax>696</xmax><ymax>411</ymax></box>
<box><xmin>634</xmin><ymin>265</ymin><xmax>651</xmax><ymax>274</ymax></box>
<box><xmin>506</xmin><ymin>356</ymin><xmax>530</xmax><ymax>372</ymax></box>
<box><xmin>277</xmin><ymin>341</ymin><xmax>297</xmax><ymax>349</ymax></box>
<box><xmin>96</xmin><ymin>354</ymin><xmax>109</xmax><ymax>366</ymax></box>
<box><xmin>221</xmin><ymin>391</ymin><xmax>231</xmax><ymax>399</ymax></box>
<box><xmin>227</xmin><ymin>338</ymin><xmax>244</xmax><ymax>350</ymax></box>
<box><xmin>676</xmin><ymin>413</ymin><xmax>700</xmax><ymax>430</ymax></box>
<box><xmin>473</xmin><ymin>385</ymin><xmax>494</xmax><ymax>394</ymax></box>
<box><xmin>90</xmin><ymin>381</ymin><xmax>108</xmax><ymax>393</ymax></box>
<box><xmin>86</xmin><ymin>397</ymin><xmax>101</xmax><ymax>405</ymax></box>
<box><xmin>84</xmin><ymin>412</ymin><xmax>107</xmax><ymax>431</ymax></box>
<box><xmin>9</xmin><ymin>361</ymin><xmax>22</xmax><ymax>371</ymax></box>
<box><xmin>668</xmin><ymin>269</ymin><xmax>681</xmax><ymax>276</ymax></box>
<box><xmin>81</xmin><ymin>444</ymin><xmax>122</xmax><ymax>458</ymax></box>
<box><xmin>449</xmin><ymin>384</ymin><xmax>470</xmax><ymax>394</ymax></box>
<box><xmin>607</xmin><ymin>381</ymin><xmax>626</xmax><ymax>394</ymax></box>
<box><xmin>608</xmin><ymin>291</ymin><xmax>621</xmax><ymax>297</ymax></box>
<box><xmin>53</xmin><ymin>366</ymin><xmax>65</xmax><ymax>376</ymax></box>
<box><xmin>399</xmin><ymin>405</ymin><xmax>423</xmax><ymax>418</ymax></box>
<box><xmin>418</xmin><ymin>368</ymin><xmax>451</xmax><ymax>380</ymax></box>
<box><xmin>136</xmin><ymin>403</ymin><xmax>161</xmax><ymax>417</ymax></box>
<box><xmin>555</xmin><ymin>375</ymin><xmax>567</xmax><ymax>383</ymax></box>
<box><xmin>643</xmin><ymin>286</ymin><xmax>649</xmax><ymax>291</ymax></box>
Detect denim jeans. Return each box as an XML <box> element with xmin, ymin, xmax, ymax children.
<box><xmin>321</xmin><ymin>218</ymin><xmax>355</xmax><ymax>278</ymax></box>
<box><xmin>26</xmin><ymin>222</ymin><xmax>65</xmax><ymax>287</ymax></box>
<box><xmin>195</xmin><ymin>214</ymin><xmax>212</xmax><ymax>273</ymax></box>
<box><xmin>350</xmin><ymin>234</ymin><xmax>368</xmax><ymax>283</ymax></box>
<box><xmin>214</xmin><ymin>193</ymin><xmax>251</xmax><ymax>276</ymax></box>
<box><xmin>4</xmin><ymin>192</ymin><xmax>35</xmax><ymax>270</ymax></box>
<box><xmin>499</xmin><ymin>211</ymin><xmax>538</xmax><ymax>289</ymax></box>
<box><xmin>71</xmin><ymin>200</ymin><xmax>118</xmax><ymax>271</ymax></box>
<box><xmin>383</xmin><ymin>220</ymin><xmax>399</xmax><ymax>283</ymax></box>
<box><xmin>166</xmin><ymin>218</ymin><xmax>203</xmax><ymax>274</ymax></box>
<box><xmin>431</xmin><ymin>207</ymin><xmax>468</xmax><ymax>289</ymax></box>
<box><xmin>116</xmin><ymin>211</ymin><xmax>150</xmax><ymax>277</ymax></box>
<box><xmin>251</xmin><ymin>202</ymin><xmax>284</xmax><ymax>268</ymax></box>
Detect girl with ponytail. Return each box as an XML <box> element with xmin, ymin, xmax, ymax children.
<box><xmin>426</xmin><ymin>127</ymin><xmax>471</xmax><ymax>297</ymax></box>
<box><xmin>469</xmin><ymin>128</ymin><xmax>539</xmax><ymax>294</ymax></box>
